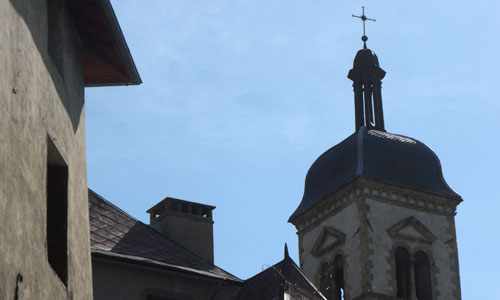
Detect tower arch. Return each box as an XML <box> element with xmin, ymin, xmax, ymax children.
<box><xmin>395</xmin><ymin>247</ymin><xmax>411</xmax><ymax>299</ymax></box>
<box><xmin>414</xmin><ymin>251</ymin><xmax>433</xmax><ymax>300</ymax></box>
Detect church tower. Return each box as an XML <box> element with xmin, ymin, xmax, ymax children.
<box><xmin>289</xmin><ymin>9</ymin><xmax>462</xmax><ymax>300</ymax></box>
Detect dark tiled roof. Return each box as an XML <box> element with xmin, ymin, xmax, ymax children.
<box><xmin>289</xmin><ymin>127</ymin><xmax>461</xmax><ymax>222</ymax></box>
<box><xmin>236</xmin><ymin>247</ymin><xmax>325</xmax><ymax>300</ymax></box>
<box><xmin>88</xmin><ymin>189</ymin><xmax>240</xmax><ymax>282</ymax></box>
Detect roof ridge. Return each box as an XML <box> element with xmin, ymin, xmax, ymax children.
<box><xmin>286</xmin><ymin>256</ymin><xmax>326</xmax><ymax>299</ymax></box>
<box><xmin>88</xmin><ymin>188</ymin><xmax>140</xmax><ymax>222</ymax></box>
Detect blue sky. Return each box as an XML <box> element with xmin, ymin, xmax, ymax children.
<box><xmin>86</xmin><ymin>1</ymin><xmax>500</xmax><ymax>298</ymax></box>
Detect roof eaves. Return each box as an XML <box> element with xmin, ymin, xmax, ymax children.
<box><xmin>91</xmin><ymin>0</ymin><xmax>141</xmax><ymax>87</ymax></box>
<box><xmin>91</xmin><ymin>249</ymin><xmax>242</xmax><ymax>284</ymax></box>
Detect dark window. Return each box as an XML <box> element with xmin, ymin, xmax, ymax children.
<box><xmin>332</xmin><ymin>256</ymin><xmax>345</xmax><ymax>300</ymax></box>
<box><xmin>319</xmin><ymin>256</ymin><xmax>345</xmax><ymax>300</ymax></box>
<box><xmin>46</xmin><ymin>138</ymin><xmax>68</xmax><ymax>286</ymax></box>
<box><xmin>395</xmin><ymin>247</ymin><xmax>411</xmax><ymax>299</ymax></box>
<box><xmin>414</xmin><ymin>251</ymin><xmax>432</xmax><ymax>300</ymax></box>
<box><xmin>319</xmin><ymin>262</ymin><xmax>334</xmax><ymax>299</ymax></box>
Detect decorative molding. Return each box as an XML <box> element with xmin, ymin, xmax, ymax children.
<box><xmin>311</xmin><ymin>227</ymin><xmax>346</xmax><ymax>257</ymax></box>
<box><xmin>360</xmin><ymin>178</ymin><xmax>460</xmax><ymax>212</ymax></box>
<box><xmin>293</xmin><ymin>178</ymin><xmax>459</xmax><ymax>235</ymax></box>
<box><xmin>294</xmin><ymin>181</ymin><xmax>361</xmax><ymax>235</ymax></box>
<box><xmin>386</xmin><ymin>216</ymin><xmax>437</xmax><ymax>244</ymax></box>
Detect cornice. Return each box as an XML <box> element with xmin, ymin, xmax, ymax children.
<box><xmin>293</xmin><ymin>178</ymin><xmax>460</xmax><ymax>235</ymax></box>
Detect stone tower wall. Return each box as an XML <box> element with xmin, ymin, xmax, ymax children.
<box><xmin>296</xmin><ymin>184</ymin><xmax>364</xmax><ymax>299</ymax></box>
<box><xmin>294</xmin><ymin>179</ymin><xmax>461</xmax><ymax>300</ymax></box>
<box><xmin>363</xmin><ymin>181</ymin><xmax>461</xmax><ymax>300</ymax></box>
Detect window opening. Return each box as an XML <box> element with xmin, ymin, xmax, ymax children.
<box><xmin>395</xmin><ymin>247</ymin><xmax>411</xmax><ymax>299</ymax></box>
<box><xmin>333</xmin><ymin>256</ymin><xmax>345</xmax><ymax>300</ymax></box>
<box><xmin>319</xmin><ymin>262</ymin><xmax>333</xmax><ymax>300</ymax></box>
<box><xmin>319</xmin><ymin>256</ymin><xmax>345</xmax><ymax>300</ymax></box>
<box><xmin>371</xmin><ymin>92</ymin><xmax>376</xmax><ymax>126</ymax></box>
<box><xmin>414</xmin><ymin>251</ymin><xmax>432</xmax><ymax>300</ymax></box>
<box><xmin>363</xmin><ymin>84</ymin><xmax>369</xmax><ymax>126</ymax></box>
<box><xmin>47</xmin><ymin>138</ymin><xmax>68</xmax><ymax>286</ymax></box>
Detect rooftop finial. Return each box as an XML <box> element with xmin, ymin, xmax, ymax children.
<box><xmin>352</xmin><ymin>7</ymin><xmax>376</xmax><ymax>49</ymax></box>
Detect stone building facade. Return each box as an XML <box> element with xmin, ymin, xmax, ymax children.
<box><xmin>0</xmin><ymin>0</ymin><xmax>139</xmax><ymax>299</ymax></box>
<box><xmin>289</xmin><ymin>44</ymin><xmax>462</xmax><ymax>300</ymax></box>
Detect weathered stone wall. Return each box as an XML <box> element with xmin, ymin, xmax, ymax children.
<box><xmin>0</xmin><ymin>0</ymin><xmax>92</xmax><ymax>299</ymax></box>
<box><xmin>296</xmin><ymin>184</ymin><xmax>364</xmax><ymax>299</ymax></box>
<box><xmin>92</xmin><ymin>259</ymin><xmax>241</xmax><ymax>300</ymax></box>
<box><xmin>362</xmin><ymin>181</ymin><xmax>461</xmax><ymax>300</ymax></box>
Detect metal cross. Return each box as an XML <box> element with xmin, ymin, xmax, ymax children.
<box><xmin>352</xmin><ymin>7</ymin><xmax>376</xmax><ymax>48</ymax></box>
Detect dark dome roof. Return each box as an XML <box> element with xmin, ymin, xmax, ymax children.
<box><xmin>289</xmin><ymin>127</ymin><xmax>460</xmax><ymax>221</ymax></box>
<box><xmin>353</xmin><ymin>48</ymin><xmax>380</xmax><ymax>68</ymax></box>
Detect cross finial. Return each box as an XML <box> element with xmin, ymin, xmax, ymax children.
<box><xmin>352</xmin><ymin>7</ymin><xmax>376</xmax><ymax>49</ymax></box>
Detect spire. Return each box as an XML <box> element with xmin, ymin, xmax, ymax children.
<box><xmin>284</xmin><ymin>243</ymin><xmax>289</xmax><ymax>259</ymax></box>
<box><xmin>352</xmin><ymin>7</ymin><xmax>376</xmax><ymax>49</ymax></box>
<box><xmin>348</xmin><ymin>8</ymin><xmax>386</xmax><ymax>132</ymax></box>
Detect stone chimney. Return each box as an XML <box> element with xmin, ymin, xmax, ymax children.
<box><xmin>147</xmin><ymin>197</ymin><xmax>215</xmax><ymax>263</ymax></box>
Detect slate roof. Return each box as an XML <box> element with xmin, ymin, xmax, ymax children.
<box><xmin>88</xmin><ymin>189</ymin><xmax>241</xmax><ymax>282</ymax></box>
<box><xmin>290</xmin><ymin>127</ymin><xmax>461</xmax><ymax>222</ymax></box>
<box><xmin>236</xmin><ymin>246</ymin><xmax>325</xmax><ymax>300</ymax></box>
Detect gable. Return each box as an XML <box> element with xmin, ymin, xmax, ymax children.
<box><xmin>311</xmin><ymin>227</ymin><xmax>346</xmax><ymax>257</ymax></box>
<box><xmin>386</xmin><ymin>216</ymin><xmax>437</xmax><ymax>244</ymax></box>
<box><xmin>236</xmin><ymin>256</ymin><xmax>325</xmax><ymax>300</ymax></box>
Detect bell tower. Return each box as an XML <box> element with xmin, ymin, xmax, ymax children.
<box><xmin>289</xmin><ymin>8</ymin><xmax>462</xmax><ymax>300</ymax></box>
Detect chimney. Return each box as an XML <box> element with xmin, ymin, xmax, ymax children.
<box><xmin>147</xmin><ymin>197</ymin><xmax>215</xmax><ymax>263</ymax></box>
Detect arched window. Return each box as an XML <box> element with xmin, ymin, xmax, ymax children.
<box><xmin>414</xmin><ymin>251</ymin><xmax>432</xmax><ymax>300</ymax></box>
<box><xmin>319</xmin><ymin>256</ymin><xmax>345</xmax><ymax>300</ymax></box>
<box><xmin>332</xmin><ymin>256</ymin><xmax>345</xmax><ymax>300</ymax></box>
<box><xmin>395</xmin><ymin>247</ymin><xmax>411</xmax><ymax>299</ymax></box>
